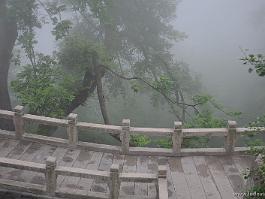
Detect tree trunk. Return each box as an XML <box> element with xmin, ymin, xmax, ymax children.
<box><xmin>66</xmin><ymin>70</ymin><xmax>98</xmax><ymax>115</ymax></box>
<box><xmin>35</xmin><ymin>72</ymin><xmax>99</xmax><ymax>137</ymax></box>
<box><xmin>0</xmin><ymin>0</ymin><xmax>17</xmax><ymax>130</ymax></box>
<box><xmin>179</xmin><ymin>90</ymin><xmax>186</xmax><ymax>122</ymax></box>
<box><xmin>96</xmin><ymin>70</ymin><xmax>110</xmax><ymax>124</ymax></box>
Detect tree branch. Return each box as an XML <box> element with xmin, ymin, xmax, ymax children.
<box><xmin>99</xmin><ymin>64</ymin><xmax>201</xmax><ymax>110</ymax></box>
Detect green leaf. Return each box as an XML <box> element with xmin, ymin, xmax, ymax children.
<box><xmin>52</xmin><ymin>20</ymin><xmax>72</xmax><ymax>40</ymax></box>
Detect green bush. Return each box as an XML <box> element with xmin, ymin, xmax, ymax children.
<box><xmin>156</xmin><ymin>110</ymin><xmax>226</xmax><ymax>148</ymax></box>
<box><xmin>130</xmin><ymin>135</ymin><xmax>151</xmax><ymax>147</ymax></box>
<box><xmin>245</xmin><ymin>137</ymin><xmax>265</xmax><ymax>198</ymax></box>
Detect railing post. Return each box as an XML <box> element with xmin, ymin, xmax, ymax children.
<box><xmin>45</xmin><ymin>156</ymin><xmax>57</xmax><ymax>196</ymax></box>
<box><xmin>172</xmin><ymin>121</ymin><xmax>182</xmax><ymax>155</ymax></box>
<box><xmin>225</xmin><ymin>121</ymin><xmax>237</xmax><ymax>153</ymax></box>
<box><xmin>121</xmin><ymin>119</ymin><xmax>130</xmax><ymax>154</ymax></box>
<box><xmin>67</xmin><ymin>113</ymin><xmax>78</xmax><ymax>145</ymax></box>
<box><xmin>157</xmin><ymin>165</ymin><xmax>168</xmax><ymax>199</ymax></box>
<box><xmin>13</xmin><ymin>105</ymin><xmax>24</xmax><ymax>139</ymax></box>
<box><xmin>110</xmin><ymin>163</ymin><xmax>121</xmax><ymax>199</ymax></box>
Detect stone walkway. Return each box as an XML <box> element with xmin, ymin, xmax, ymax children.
<box><xmin>0</xmin><ymin>137</ymin><xmax>254</xmax><ymax>199</ymax></box>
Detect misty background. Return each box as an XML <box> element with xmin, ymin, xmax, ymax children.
<box><xmin>174</xmin><ymin>0</ymin><xmax>265</xmax><ymax>125</ymax></box>
<box><xmin>31</xmin><ymin>0</ymin><xmax>265</xmax><ymax>127</ymax></box>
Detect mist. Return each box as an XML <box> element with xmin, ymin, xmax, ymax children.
<box><xmin>27</xmin><ymin>0</ymin><xmax>265</xmax><ymax>128</ymax></box>
<box><xmin>174</xmin><ymin>0</ymin><xmax>265</xmax><ymax>124</ymax></box>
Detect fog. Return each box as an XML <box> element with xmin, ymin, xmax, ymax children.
<box><xmin>174</xmin><ymin>0</ymin><xmax>265</xmax><ymax>124</ymax></box>
<box><xmin>34</xmin><ymin>0</ymin><xmax>265</xmax><ymax>126</ymax></box>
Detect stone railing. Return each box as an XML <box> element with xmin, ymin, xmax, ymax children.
<box><xmin>0</xmin><ymin>105</ymin><xmax>265</xmax><ymax>156</ymax></box>
<box><xmin>0</xmin><ymin>156</ymin><xmax>168</xmax><ymax>199</ymax></box>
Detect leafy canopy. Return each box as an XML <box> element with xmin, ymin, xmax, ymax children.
<box><xmin>11</xmin><ymin>54</ymin><xmax>74</xmax><ymax>117</ymax></box>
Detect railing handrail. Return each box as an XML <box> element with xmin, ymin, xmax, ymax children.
<box><xmin>0</xmin><ymin>157</ymin><xmax>46</xmax><ymax>173</ymax></box>
<box><xmin>0</xmin><ymin>156</ymin><xmax>168</xmax><ymax>199</ymax></box>
<box><xmin>1</xmin><ymin>108</ymin><xmax>264</xmax><ymax>135</ymax></box>
<box><xmin>0</xmin><ymin>106</ymin><xmax>264</xmax><ymax>156</ymax></box>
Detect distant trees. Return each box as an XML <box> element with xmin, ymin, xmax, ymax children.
<box><xmin>0</xmin><ymin>0</ymin><xmax>74</xmax><ymax>130</ymax></box>
<box><xmin>241</xmin><ymin>52</ymin><xmax>265</xmax><ymax>126</ymax></box>
<box><xmin>0</xmin><ymin>0</ymin><xmax>41</xmax><ymax>130</ymax></box>
<box><xmin>241</xmin><ymin>52</ymin><xmax>265</xmax><ymax>199</ymax></box>
<box><xmin>0</xmin><ymin>1</ymin><xmax>16</xmax><ymax>130</ymax></box>
<box><xmin>1</xmin><ymin>0</ymin><xmax>74</xmax><ymax>129</ymax></box>
<box><xmin>1</xmin><ymin>0</ymin><xmax>231</xmax><ymax>139</ymax></box>
<box><xmin>10</xmin><ymin>0</ymin><xmax>204</xmax><ymax>124</ymax></box>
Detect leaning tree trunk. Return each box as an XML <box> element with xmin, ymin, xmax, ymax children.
<box><xmin>94</xmin><ymin>23</ymin><xmax>114</xmax><ymax>125</ymax></box>
<box><xmin>96</xmin><ymin>70</ymin><xmax>110</xmax><ymax>124</ymax></box>
<box><xmin>66</xmin><ymin>69</ymin><xmax>98</xmax><ymax>115</ymax></box>
<box><xmin>35</xmin><ymin>68</ymin><xmax>99</xmax><ymax>136</ymax></box>
<box><xmin>0</xmin><ymin>0</ymin><xmax>17</xmax><ymax>130</ymax></box>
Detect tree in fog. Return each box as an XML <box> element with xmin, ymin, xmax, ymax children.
<box><xmin>59</xmin><ymin>0</ymin><xmax>206</xmax><ymax>122</ymax></box>
<box><xmin>0</xmin><ymin>0</ymin><xmax>40</xmax><ymax>130</ymax></box>
<box><xmin>11</xmin><ymin>0</ymin><xmax>204</xmax><ymax>125</ymax></box>
<box><xmin>0</xmin><ymin>0</ymin><xmax>71</xmax><ymax>130</ymax></box>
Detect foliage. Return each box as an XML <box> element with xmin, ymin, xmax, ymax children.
<box><xmin>154</xmin><ymin>76</ymin><xmax>173</xmax><ymax>93</ymax></box>
<box><xmin>184</xmin><ymin>111</ymin><xmax>226</xmax><ymax>148</ymax></box>
<box><xmin>249</xmin><ymin>115</ymin><xmax>265</xmax><ymax>127</ymax></box>
<box><xmin>157</xmin><ymin>138</ymin><xmax>172</xmax><ymax>149</ymax></box>
<box><xmin>7</xmin><ymin>0</ymin><xmax>238</xmax><ymax>146</ymax></box>
<box><xmin>41</xmin><ymin>1</ymin><xmax>72</xmax><ymax>40</ymax></box>
<box><xmin>58</xmin><ymin>34</ymin><xmax>110</xmax><ymax>72</ymax></box>
<box><xmin>157</xmin><ymin>111</ymin><xmax>226</xmax><ymax>148</ymax></box>
<box><xmin>6</xmin><ymin>0</ymin><xmax>72</xmax><ymax>49</ymax></box>
<box><xmin>11</xmin><ymin>54</ymin><xmax>74</xmax><ymax>117</ymax></box>
<box><xmin>192</xmin><ymin>94</ymin><xmax>242</xmax><ymax>117</ymax></box>
<box><xmin>185</xmin><ymin>110</ymin><xmax>226</xmax><ymax>128</ymax></box>
<box><xmin>9</xmin><ymin>0</ymin><xmax>216</xmax><ymax>125</ymax></box>
<box><xmin>134</xmin><ymin>108</ymin><xmax>234</xmax><ymax>148</ymax></box>
<box><xmin>52</xmin><ymin>20</ymin><xmax>72</xmax><ymax>40</ymax></box>
<box><xmin>192</xmin><ymin>94</ymin><xmax>212</xmax><ymax>105</ymax></box>
<box><xmin>241</xmin><ymin>53</ymin><xmax>265</xmax><ymax>76</ymax></box>
<box><xmin>246</xmin><ymin>145</ymin><xmax>265</xmax><ymax>199</ymax></box>
<box><xmin>244</xmin><ymin>114</ymin><xmax>265</xmax><ymax>198</ymax></box>
<box><xmin>245</xmin><ymin>186</ymin><xmax>265</xmax><ymax>199</ymax></box>
<box><xmin>5</xmin><ymin>0</ymin><xmax>75</xmax><ymax>119</ymax></box>
<box><xmin>10</xmin><ymin>1</ymin><xmax>111</xmax><ymax>119</ymax></box>
<box><xmin>240</xmin><ymin>52</ymin><xmax>265</xmax><ymax>196</ymax></box>
<box><xmin>7</xmin><ymin>0</ymin><xmax>41</xmax><ymax>30</ymax></box>
<box><xmin>156</xmin><ymin>136</ymin><xmax>209</xmax><ymax>149</ymax></box>
<box><xmin>66</xmin><ymin>0</ymin><xmax>204</xmax><ymax>121</ymax></box>
<box><xmin>130</xmin><ymin>135</ymin><xmax>151</xmax><ymax>147</ymax></box>
<box><xmin>243</xmin><ymin>115</ymin><xmax>265</xmax><ymax>144</ymax></box>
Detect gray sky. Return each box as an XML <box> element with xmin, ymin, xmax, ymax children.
<box><xmin>173</xmin><ymin>0</ymin><xmax>265</xmax><ymax>122</ymax></box>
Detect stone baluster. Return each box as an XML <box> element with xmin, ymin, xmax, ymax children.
<box><xmin>13</xmin><ymin>105</ymin><xmax>24</xmax><ymax>139</ymax></box>
<box><xmin>45</xmin><ymin>156</ymin><xmax>57</xmax><ymax>195</ymax></box>
<box><xmin>110</xmin><ymin>163</ymin><xmax>121</xmax><ymax>199</ymax></box>
<box><xmin>225</xmin><ymin>121</ymin><xmax>237</xmax><ymax>153</ymax></box>
<box><xmin>172</xmin><ymin>121</ymin><xmax>182</xmax><ymax>155</ymax></box>
<box><xmin>158</xmin><ymin>165</ymin><xmax>168</xmax><ymax>199</ymax></box>
<box><xmin>121</xmin><ymin>119</ymin><xmax>130</xmax><ymax>154</ymax></box>
<box><xmin>67</xmin><ymin>113</ymin><xmax>78</xmax><ymax>145</ymax></box>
